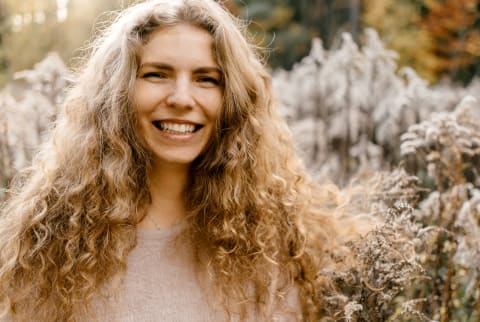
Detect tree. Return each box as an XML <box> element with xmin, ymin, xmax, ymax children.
<box><xmin>294</xmin><ymin>0</ymin><xmax>361</xmax><ymax>46</ymax></box>
<box><xmin>236</xmin><ymin>0</ymin><xmax>362</xmax><ymax>69</ymax></box>
<box><xmin>362</xmin><ymin>0</ymin><xmax>438</xmax><ymax>82</ymax></box>
<box><xmin>419</xmin><ymin>0</ymin><xmax>480</xmax><ymax>84</ymax></box>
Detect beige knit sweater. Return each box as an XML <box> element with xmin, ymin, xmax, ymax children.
<box><xmin>94</xmin><ymin>224</ymin><xmax>301</xmax><ymax>322</ymax></box>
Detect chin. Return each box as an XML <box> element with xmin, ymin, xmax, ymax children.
<box><xmin>152</xmin><ymin>152</ymin><xmax>202</xmax><ymax>168</ymax></box>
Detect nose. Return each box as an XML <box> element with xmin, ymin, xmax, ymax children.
<box><xmin>166</xmin><ymin>76</ymin><xmax>194</xmax><ymax>109</ymax></box>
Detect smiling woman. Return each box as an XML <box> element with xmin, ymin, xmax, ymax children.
<box><xmin>134</xmin><ymin>24</ymin><xmax>223</xmax><ymax>171</ymax></box>
<box><xmin>0</xmin><ymin>0</ymin><xmax>354</xmax><ymax>321</ymax></box>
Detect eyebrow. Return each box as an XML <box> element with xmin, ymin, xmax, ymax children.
<box><xmin>140</xmin><ymin>62</ymin><xmax>221</xmax><ymax>74</ymax></box>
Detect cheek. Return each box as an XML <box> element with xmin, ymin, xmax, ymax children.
<box><xmin>206</xmin><ymin>92</ymin><xmax>223</xmax><ymax>120</ymax></box>
<box><xmin>133</xmin><ymin>82</ymin><xmax>157</xmax><ymax>113</ymax></box>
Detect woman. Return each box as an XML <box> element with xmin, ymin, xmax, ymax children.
<box><xmin>0</xmin><ymin>0</ymin><xmax>349</xmax><ymax>321</ymax></box>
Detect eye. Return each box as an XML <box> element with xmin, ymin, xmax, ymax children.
<box><xmin>197</xmin><ymin>76</ymin><xmax>221</xmax><ymax>86</ymax></box>
<box><xmin>142</xmin><ymin>72</ymin><xmax>168</xmax><ymax>79</ymax></box>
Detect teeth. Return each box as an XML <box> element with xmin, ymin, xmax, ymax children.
<box><xmin>159</xmin><ymin>122</ymin><xmax>195</xmax><ymax>134</ymax></box>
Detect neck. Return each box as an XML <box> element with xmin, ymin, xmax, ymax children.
<box><xmin>139</xmin><ymin>162</ymin><xmax>189</xmax><ymax>229</ymax></box>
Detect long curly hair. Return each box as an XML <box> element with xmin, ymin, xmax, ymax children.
<box><xmin>0</xmin><ymin>0</ymin><xmax>359</xmax><ymax>321</ymax></box>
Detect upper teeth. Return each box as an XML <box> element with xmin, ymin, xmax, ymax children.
<box><xmin>159</xmin><ymin>122</ymin><xmax>195</xmax><ymax>134</ymax></box>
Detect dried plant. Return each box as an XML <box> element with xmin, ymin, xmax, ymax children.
<box><xmin>318</xmin><ymin>170</ymin><xmax>430</xmax><ymax>321</ymax></box>
<box><xmin>0</xmin><ymin>52</ymin><xmax>68</xmax><ymax>201</ymax></box>
<box><xmin>401</xmin><ymin>96</ymin><xmax>480</xmax><ymax>190</ymax></box>
<box><xmin>273</xmin><ymin>29</ymin><xmax>479</xmax><ymax>184</ymax></box>
<box><xmin>399</xmin><ymin>96</ymin><xmax>480</xmax><ymax>322</ymax></box>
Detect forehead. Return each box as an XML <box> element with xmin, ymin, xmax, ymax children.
<box><xmin>139</xmin><ymin>24</ymin><xmax>217</xmax><ymax>67</ymax></box>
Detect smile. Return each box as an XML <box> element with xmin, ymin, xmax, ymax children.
<box><xmin>152</xmin><ymin>121</ymin><xmax>202</xmax><ymax>135</ymax></box>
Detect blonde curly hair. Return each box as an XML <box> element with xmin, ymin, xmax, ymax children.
<box><xmin>0</xmin><ymin>0</ymin><xmax>359</xmax><ymax>321</ymax></box>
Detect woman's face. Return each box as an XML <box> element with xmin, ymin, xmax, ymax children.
<box><xmin>134</xmin><ymin>24</ymin><xmax>223</xmax><ymax>170</ymax></box>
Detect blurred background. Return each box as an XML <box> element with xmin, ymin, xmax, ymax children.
<box><xmin>0</xmin><ymin>0</ymin><xmax>479</xmax><ymax>85</ymax></box>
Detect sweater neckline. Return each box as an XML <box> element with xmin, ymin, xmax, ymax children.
<box><xmin>136</xmin><ymin>221</ymin><xmax>187</xmax><ymax>241</ymax></box>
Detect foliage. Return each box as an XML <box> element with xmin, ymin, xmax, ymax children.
<box><xmin>361</xmin><ymin>0</ymin><xmax>437</xmax><ymax>82</ymax></box>
<box><xmin>232</xmin><ymin>0</ymin><xmax>361</xmax><ymax>69</ymax></box>
<box><xmin>419</xmin><ymin>0</ymin><xmax>480</xmax><ymax>84</ymax></box>
<box><xmin>0</xmin><ymin>0</ymin><xmax>136</xmax><ymax>84</ymax></box>
<box><xmin>362</xmin><ymin>0</ymin><xmax>480</xmax><ymax>84</ymax></box>
<box><xmin>1</xmin><ymin>0</ymin><xmax>60</xmax><ymax>78</ymax></box>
